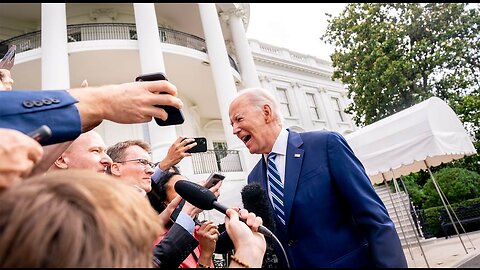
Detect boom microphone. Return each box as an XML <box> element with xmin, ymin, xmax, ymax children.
<box><xmin>174</xmin><ymin>180</ymin><xmax>274</xmax><ymax>237</ymax></box>
<box><xmin>175</xmin><ymin>180</ymin><xmax>291</xmax><ymax>268</ymax></box>
<box><xmin>241</xmin><ymin>183</ymin><xmax>276</xmax><ymax>233</ymax></box>
<box><xmin>242</xmin><ymin>183</ymin><xmax>279</xmax><ymax>268</ymax></box>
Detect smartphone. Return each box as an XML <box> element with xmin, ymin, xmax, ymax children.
<box><xmin>184</xmin><ymin>137</ymin><xmax>207</xmax><ymax>153</ymax></box>
<box><xmin>205</xmin><ymin>172</ymin><xmax>225</xmax><ymax>188</ymax></box>
<box><xmin>170</xmin><ymin>198</ymin><xmax>186</xmax><ymax>222</ymax></box>
<box><xmin>135</xmin><ymin>72</ymin><xmax>185</xmax><ymax>126</ymax></box>
<box><xmin>27</xmin><ymin>125</ymin><xmax>52</xmax><ymax>144</ymax></box>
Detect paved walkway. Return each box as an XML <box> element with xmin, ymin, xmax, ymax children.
<box><xmin>403</xmin><ymin>230</ymin><xmax>480</xmax><ymax>268</ymax></box>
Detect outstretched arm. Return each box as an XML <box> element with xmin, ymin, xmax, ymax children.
<box><xmin>0</xmin><ymin>80</ymin><xmax>182</xmax><ymax>145</ymax></box>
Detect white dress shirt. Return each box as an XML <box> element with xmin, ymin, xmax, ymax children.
<box><xmin>264</xmin><ymin>128</ymin><xmax>289</xmax><ymax>204</ymax></box>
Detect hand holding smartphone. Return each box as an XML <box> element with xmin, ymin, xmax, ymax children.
<box><xmin>27</xmin><ymin>125</ymin><xmax>52</xmax><ymax>144</ymax></box>
<box><xmin>183</xmin><ymin>137</ymin><xmax>207</xmax><ymax>153</ymax></box>
<box><xmin>204</xmin><ymin>172</ymin><xmax>225</xmax><ymax>189</ymax></box>
<box><xmin>135</xmin><ymin>72</ymin><xmax>185</xmax><ymax>126</ymax></box>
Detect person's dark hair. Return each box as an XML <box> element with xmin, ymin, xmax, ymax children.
<box><xmin>147</xmin><ymin>170</ymin><xmax>181</xmax><ymax>215</ymax></box>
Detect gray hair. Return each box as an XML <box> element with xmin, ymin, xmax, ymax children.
<box><xmin>237</xmin><ymin>88</ymin><xmax>284</xmax><ymax>126</ymax></box>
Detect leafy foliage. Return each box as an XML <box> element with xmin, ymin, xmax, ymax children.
<box><xmin>400</xmin><ymin>174</ymin><xmax>427</xmax><ymax>208</ymax></box>
<box><xmin>422</xmin><ymin>167</ymin><xmax>480</xmax><ymax>208</ymax></box>
<box><xmin>321</xmin><ymin>3</ymin><xmax>479</xmax><ymax>172</ymax></box>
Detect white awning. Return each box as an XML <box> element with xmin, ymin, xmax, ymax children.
<box><xmin>345</xmin><ymin>97</ymin><xmax>477</xmax><ymax>184</ymax></box>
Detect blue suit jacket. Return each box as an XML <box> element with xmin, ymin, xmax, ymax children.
<box><xmin>248</xmin><ymin>130</ymin><xmax>407</xmax><ymax>268</ymax></box>
<box><xmin>0</xmin><ymin>90</ymin><xmax>82</xmax><ymax>145</ymax></box>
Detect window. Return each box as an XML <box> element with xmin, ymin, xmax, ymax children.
<box><xmin>276</xmin><ymin>88</ymin><xmax>292</xmax><ymax>117</ymax></box>
<box><xmin>213</xmin><ymin>141</ymin><xmax>227</xmax><ymax>152</ymax></box>
<box><xmin>331</xmin><ymin>97</ymin><xmax>345</xmax><ymax>122</ymax></box>
<box><xmin>306</xmin><ymin>93</ymin><xmax>321</xmax><ymax>120</ymax></box>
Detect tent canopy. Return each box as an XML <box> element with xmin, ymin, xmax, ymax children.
<box><xmin>345</xmin><ymin>97</ymin><xmax>477</xmax><ymax>184</ymax></box>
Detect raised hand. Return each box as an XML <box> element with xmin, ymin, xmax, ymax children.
<box><xmin>157</xmin><ymin>136</ymin><xmax>196</xmax><ymax>171</ymax></box>
<box><xmin>0</xmin><ymin>128</ymin><xmax>43</xmax><ymax>191</ymax></box>
<box><xmin>196</xmin><ymin>220</ymin><xmax>219</xmax><ymax>266</ymax></box>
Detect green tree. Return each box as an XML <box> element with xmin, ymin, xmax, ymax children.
<box><xmin>322</xmin><ymin>3</ymin><xmax>479</xmax><ymax>173</ymax></box>
<box><xmin>448</xmin><ymin>94</ymin><xmax>480</xmax><ymax>173</ymax></box>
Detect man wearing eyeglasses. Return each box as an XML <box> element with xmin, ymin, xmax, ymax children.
<box><xmin>106</xmin><ymin>140</ymin><xmax>155</xmax><ymax>194</ymax></box>
<box><xmin>107</xmin><ymin>138</ymin><xmax>213</xmax><ymax>268</ymax></box>
<box><xmin>107</xmin><ymin>137</ymin><xmax>198</xmax><ymax>193</ymax></box>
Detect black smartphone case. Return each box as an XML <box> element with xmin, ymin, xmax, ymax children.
<box><xmin>135</xmin><ymin>72</ymin><xmax>185</xmax><ymax>126</ymax></box>
<box><xmin>185</xmin><ymin>137</ymin><xmax>207</xmax><ymax>153</ymax></box>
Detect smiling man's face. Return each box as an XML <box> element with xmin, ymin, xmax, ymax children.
<box><xmin>111</xmin><ymin>145</ymin><xmax>154</xmax><ymax>193</ymax></box>
<box><xmin>61</xmin><ymin>131</ymin><xmax>112</xmax><ymax>173</ymax></box>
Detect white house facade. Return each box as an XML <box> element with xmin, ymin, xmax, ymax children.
<box><xmin>0</xmin><ymin>3</ymin><xmax>356</xmax><ymax>222</ymax></box>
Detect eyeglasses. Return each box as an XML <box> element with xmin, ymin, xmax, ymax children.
<box><xmin>116</xmin><ymin>158</ymin><xmax>155</xmax><ymax>169</ymax></box>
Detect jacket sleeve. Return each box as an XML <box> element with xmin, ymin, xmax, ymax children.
<box><xmin>0</xmin><ymin>90</ymin><xmax>82</xmax><ymax>145</ymax></box>
<box><xmin>152</xmin><ymin>223</ymin><xmax>199</xmax><ymax>268</ymax></box>
<box><xmin>327</xmin><ymin>131</ymin><xmax>407</xmax><ymax>267</ymax></box>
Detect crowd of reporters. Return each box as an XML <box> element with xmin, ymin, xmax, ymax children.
<box><xmin>1</xmin><ymin>44</ymin><xmax>409</xmax><ymax>268</ymax></box>
<box><xmin>0</xmin><ymin>67</ymin><xmax>267</xmax><ymax>268</ymax></box>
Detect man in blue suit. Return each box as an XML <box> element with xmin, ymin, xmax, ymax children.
<box><xmin>229</xmin><ymin>88</ymin><xmax>407</xmax><ymax>268</ymax></box>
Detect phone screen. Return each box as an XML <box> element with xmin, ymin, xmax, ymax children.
<box><xmin>205</xmin><ymin>172</ymin><xmax>225</xmax><ymax>188</ymax></box>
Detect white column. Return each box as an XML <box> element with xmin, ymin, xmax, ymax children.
<box><xmin>134</xmin><ymin>3</ymin><xmax>166</xmax><ymax>73</ymax></box>
<box><xmin>41</xmin><ymin>3</ymin><xmax>70</xmax><ymax>89</ymax></box>
<box><xmin>198</xmin><ymin>3</ymin><xmax>243</xmax><ymax>150</ymax></box>
<box><xmin>133</xmin><ymin>3</ymin><xmax>177</xmax><ymax>158</ymax></box>
<box><xmin>318</xmin><ymin>88</ymin><xmax>336</xmax><ymax>130</ymax></box>
<box><xmin>290</xmin><ymin>81</ymin><xmax>310</xmax><ymax>129</ymax></box>
<box><xmin>221</xmin><ymin>8</ymin><xmax>260</xmax><ymax>88</ymax></box>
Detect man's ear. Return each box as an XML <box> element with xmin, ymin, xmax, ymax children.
<box><xmin>263</xmin><ymin>104</ymin><xmax>274</xmax><ymax>123</ymax></box>
<box><xmin>110</xmin><ymin>163</ymin><xmax>121</xmax><ymax>176</ymax></box>
<box><xmin>54</xmin><ymin>154</ymin><xmax>69</xmax><ymax>169</ymax></box>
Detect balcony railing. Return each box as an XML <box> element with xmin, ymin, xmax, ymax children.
<box><xmin>191</xmin><ymin>150</ymin><xmax>243</xmax><ymax>174</ymax></box>
<box><xmin>0</xmin><ymin>23</ymin><xmax>239</xmax><ymax>72</ymax></box>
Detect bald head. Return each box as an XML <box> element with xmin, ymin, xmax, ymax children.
<box><xmin>49</xmin><ymin>130</ymin><xmax>112</xmax><ymax>173</ymax></box>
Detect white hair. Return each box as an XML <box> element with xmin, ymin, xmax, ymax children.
<box><xmin>236</xmin><ymin>88</ymin><xmax>284</xmax><ymax>126</ymax></box>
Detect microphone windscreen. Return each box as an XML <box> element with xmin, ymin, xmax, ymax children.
<box><xmin>241</xmin><ymin>183</ymin><xmax>276</xmax><ymax>232</ymax></box>
<box><xmin>174</xmin><ymin>180</ymin><xmax>216</xmax><ymax>210</ymax></box>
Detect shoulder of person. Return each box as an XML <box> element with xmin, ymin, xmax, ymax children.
<box><xmin>296</xmin><ymin>129</ymin><xmax>339</xmax><ymax>139</ymax></box>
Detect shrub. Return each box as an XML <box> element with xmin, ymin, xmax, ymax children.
<box><xmin>421</xmin><ymin>205</ymin><xmax>444</xmax><ymax>237</ymax></box>
<box><xmin>423</xmin><ymin>168</ymin><xmax>480</xmax><ymax>209</ymax></box>
<box><xmin>401</xmin><ymin>174</ymin><xmax>427</xmax><ymax>208</ymax></box>
<box><xmin>420</xmin><ymin>197</ymin><xmax>480</xmax><ymax>238</ymax></box>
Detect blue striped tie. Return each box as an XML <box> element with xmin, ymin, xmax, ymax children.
<box><xmin>267</xmin><ymin>152</ymin><xmax>286</xmax><ymax>227</ymax></box>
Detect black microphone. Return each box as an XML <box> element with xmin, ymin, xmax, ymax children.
<box><xmin>242</xmin><ymin>183</ymin><xmax>280</xmax><ymax>268</ymax></box>
<box><xmin>241</xmin><ymin>183</ymin><xmax>276</xmax><ymax>233</ymax></box>
<box><xmin>174</xmin><ymin>180</ymin><xmax>274</xmax><ymax>237</ymax></box>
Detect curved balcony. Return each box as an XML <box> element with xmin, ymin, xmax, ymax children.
<box><xmin>0</xmin><ymin>23</ymin><xmax>239</xmax><ymax>72</ymax></box>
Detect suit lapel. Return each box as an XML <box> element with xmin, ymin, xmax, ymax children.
<box><xmin>283</xmin><ymin>130</ymin><xmax>304</xmax><ymax>229</ymax></box>
<box><xmin>260</xmin><ymin>156</ymin><xmax>269</xmax><ymax>191</ymax></box>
